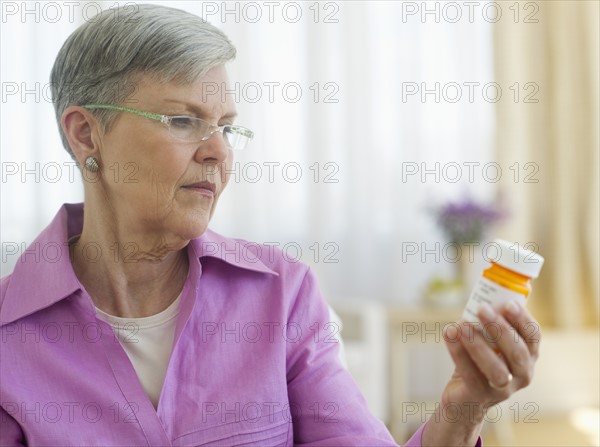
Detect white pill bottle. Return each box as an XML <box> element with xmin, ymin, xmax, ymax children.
<box><xmin>462</xmin><ymin>239</ymin><xmax>545</xmax><ymax>322</ymax></box>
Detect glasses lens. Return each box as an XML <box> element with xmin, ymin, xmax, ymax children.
<box><xmin>224</xmin><ymin>131</ymin><xmax>247</xmax><ymax>151</ymax></box>
<box><xmin>168</xmin><ymin>117</ymin><xmax>253</xmax><ymax>150</ymax></box>
<box><xmin>224</xmin><ymin>126</ymin><xmax>253</xmax><ymax>151</ymax></box>
<box><xmin>168</xmin><ymin>117</ymin><xmax>211</xmax><ymax>142</ymax></box>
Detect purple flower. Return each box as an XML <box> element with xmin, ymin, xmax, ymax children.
<box><xmin>434</xmin><ymin>198</ymin><xmax>506</xmax><ymax>244</ymax></box>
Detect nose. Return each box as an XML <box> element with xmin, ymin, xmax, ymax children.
<box><xmin>194</xmin><ymin>130</ymin><xmax>230</xmax><ymax>165</ymax></box>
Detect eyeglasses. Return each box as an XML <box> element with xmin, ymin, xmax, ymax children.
<box><xmin>82</xmin><ymin>104</ymin><xmax>254</xmax><ymax>151</ymax></box>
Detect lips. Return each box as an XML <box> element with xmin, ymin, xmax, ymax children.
<box><xmin>182</xmin><ymin>181</ymin><xmax>216</xmax><ymax>195</ymax></box>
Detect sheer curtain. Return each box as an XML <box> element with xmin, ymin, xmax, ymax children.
<box><xmin>1</xmin><ymin>1</ymin><xmax>495</xmax><ymax>305</ymax></box>
<box><xmin>494</xmin><ymin>0</ymin><xmax>599</xmax><ymax>328</ymax></box>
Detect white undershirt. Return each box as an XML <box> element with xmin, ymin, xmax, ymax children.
<box><xmin>95</xmin><ymin>295</ymin><xmax>181</xmax><ymax>409</ymax></box>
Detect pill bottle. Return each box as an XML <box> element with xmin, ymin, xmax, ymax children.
<box><xmin>462</xmin><ymin>239</ymin><xmax>544</xmax><ymax>322</ymax></box>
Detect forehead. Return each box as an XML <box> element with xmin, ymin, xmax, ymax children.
<box><xmin>132</xmin><ymin>65</ymin><xmax>236</xmax><ymax>118</ymax></box>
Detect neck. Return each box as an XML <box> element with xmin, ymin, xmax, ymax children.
<box><xmin>69</xmin><ymin>203</ymin><xmax>190</xmax><ymax>318</ymax></box>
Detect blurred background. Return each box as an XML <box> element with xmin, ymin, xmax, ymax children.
<box><xmin>1</xmin><ymin>1</ymin><xmax>598</xmax><ymax>445</ymax></box>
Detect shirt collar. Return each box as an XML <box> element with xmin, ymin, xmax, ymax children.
<box><xmin>189</xmin><ymin>229</ymin><xmax>279</xmax><ymax>276</ymax></box>
<box><xmin>1</xmin><ymin>203</ymin><xmax>277</xmax><ymax>326</ymax></box>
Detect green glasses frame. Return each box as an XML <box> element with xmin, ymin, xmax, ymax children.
<box><xmin>82</xmin><ymin>104</ymin><xmax>254</xmax><ymax>150</ymax></box>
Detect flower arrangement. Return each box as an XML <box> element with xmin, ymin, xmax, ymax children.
<box><xmin>434</xmin><ymin>197</ymin><xmax>506</xmax><ymax>245</ymax></box>
<box><xmin>423</xmin><ymin>196</ymin><xmax>507</xmax><ymax>307</ymax></box>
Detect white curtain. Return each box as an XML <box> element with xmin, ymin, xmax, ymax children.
<box><xmin>494</xmin><ymin>0</ymin><xmax>600</xmax><ymax>327</ymax></box>
<box><xmin>1</xmin><ymin>1</ymin><xmax>495</xmax><ymax>305</ymax></box>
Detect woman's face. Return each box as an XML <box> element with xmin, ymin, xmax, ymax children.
<box><xmin>93</xmin><ymin>64</ymin><xmax>236</xmax><ymax>244</ymax></box>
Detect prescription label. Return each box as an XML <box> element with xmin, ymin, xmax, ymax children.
<box><xmin>462</xmin><ymin>276</ymin><xmax>526</xmax><ymax>323</ymax></box>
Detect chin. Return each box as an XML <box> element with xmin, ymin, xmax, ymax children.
<box><xmin>165</xmin><ymin>200</ymin><xmax>215</xmax><ymax>240</ymax></box>
<box><xmin>177</xmin><ymin>214</ymin><xmax>211</xmax><ymax>241</ymax></box>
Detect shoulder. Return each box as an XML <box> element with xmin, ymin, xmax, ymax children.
<box><xmin>193</xmin><ymin>228</ymin><xmax>311</xmax><ymax>281</ymax></box>
<box><xmin>232</xmin><ymin>235</ymin><xmax>310</xmax><ymax>275</ymax></box>
<box><xmin>0</xmin><ymin>273</ymin><xmax>12</xmax><ymax>310</ymax></box>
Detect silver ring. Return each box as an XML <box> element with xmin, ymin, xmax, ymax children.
<box><xmin>488</xmin><ymin>373</ymin><xmax>513</xmax><ymax>390</ymax></box>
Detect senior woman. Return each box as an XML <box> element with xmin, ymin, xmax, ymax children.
<box><xmin>0</xmin><ymin>4</ymin><xmax>541</xmax><ymax>446</ymax></box>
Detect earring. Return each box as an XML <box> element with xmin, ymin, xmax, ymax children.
<box><xmin>85</xmin><ymin>156</ymin><xmax>100</xmax><ymax>173</ymax></box>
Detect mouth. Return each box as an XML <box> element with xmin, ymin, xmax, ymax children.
<box><xmin>182</xmin><ymin>181</ymin><xmax>216</xmax><ymax>197</ymax></box>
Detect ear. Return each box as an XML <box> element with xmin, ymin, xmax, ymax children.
<box><xmin>61</xmin><ymin>106</ymin><xmax>102</xmax><ymax>168</ymax></box>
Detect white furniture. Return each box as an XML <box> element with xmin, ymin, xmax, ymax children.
<box><xmin>329</xmin><ymin>301</ymin><xmax>389</xmax><ymax>423</ymax></box>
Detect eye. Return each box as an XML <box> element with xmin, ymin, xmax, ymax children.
<box><xmin>170</xmin><ymin>116</ymin><xmax>196</xmax><ymax>128</ymax></box>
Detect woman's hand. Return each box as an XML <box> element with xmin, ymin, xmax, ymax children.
<box><xmin>422</xmin><ymin>301</ymin><xmax>541</xmax><ymax>446</ymax></box>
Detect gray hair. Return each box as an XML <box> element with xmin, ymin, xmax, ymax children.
<box><xmin>50</xmin><ymin>4</ymin><xmax>236</xmax><ymax>159</ymax></box>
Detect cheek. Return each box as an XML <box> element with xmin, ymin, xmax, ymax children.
<box><xmin>220</xmin><ymin>152</ymin><xmax>235</xmax><ymax>186</ymax></box>
<box><xmin>102</xmin><ymin>135</ymin><xmax>183</xmax><ymax>185</ymax></box>
<box><xmin>145</xmin><ymin>152</ymin><xmax>189</xmax><ymax>186</ymax></box>
<box><xmin>136</xmin><ymin>165</ymin><xmax>174</xmax><ymax>194</ymax></box>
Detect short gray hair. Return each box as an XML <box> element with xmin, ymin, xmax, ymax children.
<box><xmin>50</xmin><ymin>4</ymin><xmax>236</xmax><ymax>159</ymax></box>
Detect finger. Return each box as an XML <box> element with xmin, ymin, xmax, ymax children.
<box><xmin>457</xmin><ymin>320</ymin><xmax>514</xmax><ymax>396</ymax></box>
<box><xmin>499</xmin><ymin>301</ymin><xmax>542</xmax><ymax>359</ymax></box>
<box><xmin>443</xmin><ymin>324</ymin><xmax>488</xmax><ymax>391</ymax></box>
<box><xmin>478</xmin><ymin>303</ymin><xmax>534</xmax><ymax>387</ymax></box>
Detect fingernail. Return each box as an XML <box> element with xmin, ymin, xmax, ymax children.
<box><xmin>445</xmin><ymin>324</ymin><xmax>459</xmax><ymax>340</ymax></box>
<box><xmin>479</xmin><ymin>303</ymin><xmax>496</xmax><ymax>321</ymax></box>
<box><xmin>505</xmin><ymin>300</ymin><xmax>521</xmax><ymax>317</ymax></box>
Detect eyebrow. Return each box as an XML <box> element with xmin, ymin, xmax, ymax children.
<box><xmin>162</xmin><ymin>99</ymin><xmax>238</xmax><ymax>120</ymax></box>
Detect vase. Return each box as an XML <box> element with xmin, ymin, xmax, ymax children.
<box><xmin>455</xmin><ymin>243</ymin><xmax>475</xmax><ymax>290</ymax></box>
